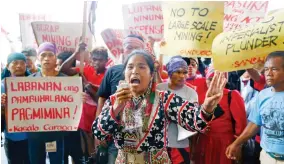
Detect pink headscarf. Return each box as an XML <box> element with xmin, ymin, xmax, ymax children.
<box><xmin>123</xmin><ymin>37</ymin><xmax>145</xmax><ymax>49</ymax></box>
<box><xmin>206</xmin><ymin>66</ymin><xmax>228</xmax><ymax>79</ymax></box>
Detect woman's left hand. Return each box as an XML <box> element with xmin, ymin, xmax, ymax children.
<box><xmin>203</xmin><ymin>71</ymin><xmax>227</xmax><ymax>113</ymax></box>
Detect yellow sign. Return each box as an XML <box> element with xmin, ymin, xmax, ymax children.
<box><xmin>212</xmin><ymin>9</ymin><xmax>284</xmax><ymax>72</ymax></box>
<box><xmin>161</xmin><ymin>1</ymin><xmax>224</xmax><ymax>57</ymax></box>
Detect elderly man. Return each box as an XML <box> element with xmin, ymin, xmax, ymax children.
<box><xmin>226</xmin><ymin>51</ymin><xmax>284</xmax><ymax>164</ymax></box>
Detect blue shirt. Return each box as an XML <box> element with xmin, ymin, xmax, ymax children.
<box><xmin>248</xmin><ymin>87</ymin><xmax>284</xmax><ymax>154</ymax></box>
<box><xmin>1</xmin><ymin>79</ymin><xmax>28</xmax><ymax>141</ymax></box>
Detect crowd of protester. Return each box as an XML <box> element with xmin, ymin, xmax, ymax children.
<box><xmin>1</xmin><ymin>33</ymin><xmax>284</xmax><ymax>164</ymax></box>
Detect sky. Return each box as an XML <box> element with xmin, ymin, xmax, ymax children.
<box><xmin>0</xmin><ymin>0</ymin><xmax>283</xmax><ymax>63</ymax></box>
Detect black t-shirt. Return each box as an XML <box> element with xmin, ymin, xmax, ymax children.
<box><xmin>97</xmin><ymin>64</ymin><xmax>124</xmax><ymax>99</ymax></box>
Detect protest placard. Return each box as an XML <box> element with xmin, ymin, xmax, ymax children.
<box><xmin>212</xmin><ymin>10</ymin><xmax>284</xmax><ymax>72</ymax></box>
<box><xmin>101</xmin><ymin>28</ymin><xmax>145</xmax><ymax>63</ymax></box>
<box><xmin>122</xmin><ymin>1</ymin><xmax>164</xmax><ymax>40</ymax></box>
<box><xmin>6</xmin><ymin>77</ymin><xmax>83</xmax><ymax>132</ymax></box>
<box><xmin>31</xmin><ymin>21</ymin><xmax>92</xmax><ymax>53</ymax></box>
<box><xmin>224</xmin><ymin>1</ymin><xmax>269</xmax><ymax>32</ymax></box>
<box><xmin>161</xmin><ymin>1</ymin><xmax>224</xmax><ymax>57</ymax></box>
<box><xmin>19</xmin><ymin>13</ymin><xmax>51</xmax><ymax>49</ymax></box>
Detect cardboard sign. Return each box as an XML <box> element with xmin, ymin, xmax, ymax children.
<box><xmin>6</xmin><ymin>77</ymin><xmax>83</xmax><ymax>132</ymax></box>
<box><xmin>19</xmin><ymin>13</ymin><xmax>51</xmax><ymax>49</ymax></box>
<box><xmin>31</xmin><ymin>21</ymin><xmax>92</xmax><ymax>53</ymax></box>
<box><xmin>101</xmin><ymin>28</ymin><xmax>143</xmax><ymax>62</ymax></box>
<box><xmin>212</xmin><ymin>10</ymin><xmax>284</xmax><ymax>72</ymax></box>
<box><xmin>161</xmin><ymin>1</ymin><xmax>224</xmax><ymax>58</ymax></box>
<box><xmin>122</xmin><ymin>2</ymin><xmax>164</xmax><ymax>40</ymax></box>
<box><xmin>224</xmin><ymin>1</ymin><xmax>269</xmax><ymax>32</ymax></box>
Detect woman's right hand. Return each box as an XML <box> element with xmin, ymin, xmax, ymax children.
<box><xmin>113</xmin><ymin>87</ymin><xmax>132</xmax><ymax>116</ymax></box>
<box><xmin>203</xmin><ymin>71</ymin><xmax>227</xmax><ymax>113</ymax></box>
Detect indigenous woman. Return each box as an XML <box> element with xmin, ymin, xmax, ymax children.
<box><xmin>92</xmin><ymin>50</ymin><xmax>227</xmax><ymax>164</ymax></box>
<box><xmin>192</xmin><ymin>67</ymin><xmax>247</xmax><ymax>164</ymax></box>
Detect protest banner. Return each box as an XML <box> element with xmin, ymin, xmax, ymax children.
<box><xmin>31</xmin><ymin>21</ymin><xmax>92</xmax><ymax>53</ymax></box>
<box><xmin>19</xmin><ymin>13</ymin><xmax>51</xmax><ymax>49</ymax></box>
<box><xmin>6</xmin><ymin>77</ymin><xmax>83</xmax><ymax>132</ymax></box>
<box><xmin>224</xmin><ymin>1</ymin><xmax>269</xmax><ymax>32</ymax></box>
<box><xmin>122</xmin><ymin>1</ymin><xmax>164</xmax><ymax>40</ymax></box>
<box><xmin>212</xmin><ymin>10</ymin><xmax>284</xmax><ymax>72</ymax></box>
<box><xmin>101</xmin><ymin>28</ymin><xmax>148</xmax><ymax>63</ymax></box>
<box><xmin>161</xmin><ymin>1</ymin><xmax>224</xmax><ymax>57</ymax></box>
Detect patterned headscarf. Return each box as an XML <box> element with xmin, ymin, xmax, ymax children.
<box><xmin>166</xmin><ymin>56</ymin><xmax>188</xmax><ymax>77</ymax></box>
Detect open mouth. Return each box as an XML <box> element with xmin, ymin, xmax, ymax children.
<box><xmin>130</xmin><ymin>78</ymin><xmax>140</xmax><ymax>85</ymax></box>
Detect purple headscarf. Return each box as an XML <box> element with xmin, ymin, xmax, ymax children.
<box><xmin>166</xmin><ymin>56</ymin><xmax>188</xmax><ymax>77</ymax></box>
<box><xmin>38</xmin><ymin>42</ymin><xmax>56</xmax><ymax>55</ymax></box>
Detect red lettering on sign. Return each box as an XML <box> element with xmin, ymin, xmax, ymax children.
<box><xmin>224</xmin><ymin>14</ymin><xmax>238</xmax><ymax>22</ymax></box>
<box><xmin>241</xmin><ymin>16</ymin><xmax>262</xmax><ymax>24</ymax></box>
<box><xmin>180</xmin><ymin>49</ymin><xmax>212</xmax><ymax>57</ymax></box>
<box><xmin>42</xmin><ymin>34</ymin><xmax>72</xmax><ymax>46</ymax></box>
<box><xmin>133</xmin><ymin>14</ymin><xmax>163</xmax><ymax>23</ymax></box>
<box><xmin>43</xmin><ymin>124</ymin><xmax>73</xmax><ymax>131</ymax></box>
<box><xmin>12</xmin><ymin>124</ymin><xmax>40</xmax><ymax>132</ymax></box>
<box><xmin>10</xmin><ymin>81</ymin><xmax>62</xmax><ymax>92</ymax></box>
<box><xmin>11</xmin><ymin>95</ymin><xmax>74</xmax><ymax>104</ymax></box>
<box><xmin>11</xmin><ymin>107</ymin><xmax>70</xmax><ymax>121</ymax></box>
<box><xmin>129</xmin><ymin>25</ymin><xmax>164</xmax><ymax>35</ymax></box>
<box><xmin>225</xmin><ymin>1</ymin><xmax>268</xmax><ymax>12</ymax></box>
<box><xmin>128</xmin><ymin>5</ymin><xmax>162</xmax><ymax>14</ymax></box>
<box><xmin>233</xmin><ymin>56</ymin><xmax>265</xmax><ymax>68</ymax></box>
<box><xmin>36</xmin><ymin>24</ymin><xmax>59</xmax><ymax>33</ymax></box>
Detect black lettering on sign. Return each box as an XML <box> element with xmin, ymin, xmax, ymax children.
<box><xmin>174</xmin><ymin>31</ymin><xmax>203</xmax><ymax>41</ymax></box>
<box><xmin>191</xmin><ymin>8</ymin><xmax>209</xmax><ymax>17</ymax></box>
<box><xmin>170</xmin><ymin>8</ymin><xmax>185</xmax><ymax>17</ymax></box>
<box><xmin>168</xmin><ymin>21</ymin><xmax>190</xmax><ymax>30</ymax></box>
<box><xmin>226</xmin><ymin>36</ymin><xmax>278</xmax><ymax>55</ymax></box>
<box><xmin>191</xmin><ymin>21</ymin><xmax>217</xmax><ymax>31</ymax></box>
<box><xmin>262</xmin><ymin>16</ymin><xmax>274</xmax><ymax>24</ymax></box>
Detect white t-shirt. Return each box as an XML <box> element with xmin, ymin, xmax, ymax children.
<box><xmin>157</xmin><ymin>82</ymin><xmax>198</xmax><ymax>148</ymax></box>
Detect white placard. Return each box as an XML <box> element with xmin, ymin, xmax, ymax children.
<box><xmin>31</xmin><ymin>21</ymin><xmax>93</xmax><ymax>53</ymax></box>
<box><xmin>6</xmin><ymin>77</ymin><xmax>83</xmax><ymax>132</ymax></box>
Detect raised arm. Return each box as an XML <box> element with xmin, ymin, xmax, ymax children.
<box><xmin>164</xmin><ymin>72</ymin><xmax>227</xmax><ymax>133</ymax></box>
<box><xmin>161</xmin><ymin>91</ymin><xmax>209</xmax><ymax>133</ymax></box>
<box><xmin>59</xmin><ymin>43</ymin><xmax>88</xmax><ymax>76</ymax></box>
<box><xmin>246</xmin><ymin>68</ymin><xmax>261</xmax><ymax>82</ymax></box>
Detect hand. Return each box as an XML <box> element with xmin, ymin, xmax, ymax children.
<box><xmin>203</xmin><ymin>71</ymin><xmax>227</xmax><ymax>113</ymax></box>
<box><xmin>1</xmin><ymin>93</ymin><xmax>6</xmax><ymax>105</ymax></box>
<box><xmin>113</xmin><ymin>87</ymin><xmax>132</xmax><ymax>115</ymax></box>
<box><xmin>160</xmin><ymin>40</ymin><xmax>166</xmax><ymax>47</ymax></box>
<box><xmin>75</xmin><ymin>42</ymin><xmax>87</xmax><ymax>59</ymax></box>
<box><xmin>226</xmin><ymin>142</ymin><xmax>242</xmax><ymax>160</ymax></box>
